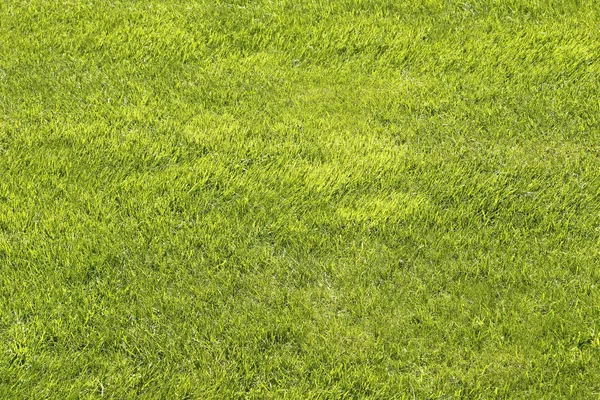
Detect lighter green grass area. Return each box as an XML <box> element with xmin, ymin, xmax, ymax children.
<box><xmin>1</xmin><ymin>0</ymin><xmax>600</xmax><ymax>398</ymax></box>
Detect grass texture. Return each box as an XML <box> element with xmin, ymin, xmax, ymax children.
<box><xmin>1</xmin><ymin>0</ymin><xmax>600</xmax><ymax>398</ymax></box>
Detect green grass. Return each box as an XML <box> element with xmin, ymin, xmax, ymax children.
<box><xmin>1</xmin><ymin>0</ymin><xmax>600</xmax><ymax>398</ymax></box>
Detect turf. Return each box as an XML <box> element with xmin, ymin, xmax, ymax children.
<box><xmin>1</xmin><ymin>0</ymin><xmax>600</xmax><ymax>398</ymax></box>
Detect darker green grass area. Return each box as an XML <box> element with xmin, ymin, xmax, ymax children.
<box><xmin>1</xmin><ymin>0</ymin><xmax>600</xmax><ymax>398</ymax></box>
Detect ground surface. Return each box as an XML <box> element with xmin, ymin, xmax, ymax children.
<box><xmin>1</xmin><ymin>0</ymin><xmax>600</xmax><ymax>398</ymax></box>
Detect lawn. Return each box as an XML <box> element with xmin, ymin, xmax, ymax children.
<box><xmin>1</xmin><ymin>0</ymin><xmax>600</xmax><ymax>398</ymax></box>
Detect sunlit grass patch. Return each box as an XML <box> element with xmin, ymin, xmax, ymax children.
<box><xmin>1</xmin><ymin>0</ymin><xmax>600</xmax><ymax>398</ymax></box>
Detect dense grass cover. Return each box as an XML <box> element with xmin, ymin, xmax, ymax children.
<box><xmin>1</xmin><ymin>0</ymin><xmax>600</xmax><ymax>398</ymax></box>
